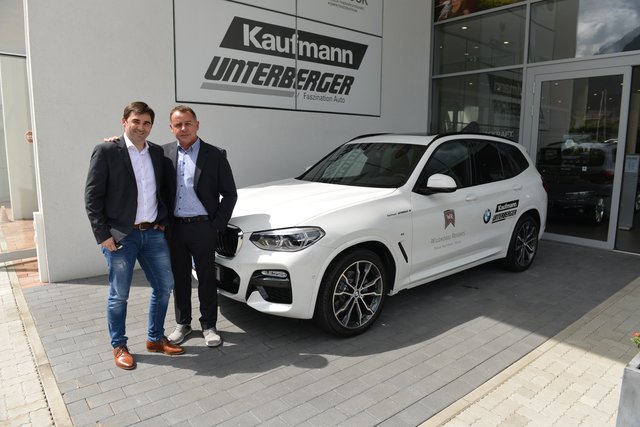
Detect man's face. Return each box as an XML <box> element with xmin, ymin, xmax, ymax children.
<box><xmin>122</xmin><ymin>112</ymin><xmax>153</xmax><ymax>145</ymax></box>
<box><xmin>170</xmin><ymin>110</ymin><xmax>200</xmax><ymax>147</ymax></box>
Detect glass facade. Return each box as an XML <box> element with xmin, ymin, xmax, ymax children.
<box><xmin>431</xmin><ymin>0</ymin><xmax>640</xmax><ymax>249</ymax></box>
<box><xmin>431</xmin><ymin>70</ymin><xmax>522</xmax><ymax>139</ymax></box>
<box><xmin>433</xmin><ymin>7</ymin><xmax>526</xmax><ymax>75</ymax></box>
<box><xmin>530</xmin><ymin>0</ymin><xmax>640</xmax><ymax>62</ymax></box>
<box><xmin>431</xmin><ymin>0</ymin><xmax>640</xmax><ymax>137</ymax></box>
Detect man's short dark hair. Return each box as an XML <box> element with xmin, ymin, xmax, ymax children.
<box><xmin>123</xmin><ymin>101</ymin><xmax>155</xmax><ymax>124</ymax></box>
<box><xmin>170</xmin><ymin>105</ymin><xmax>197</xmax><ymax>121</ymax></box>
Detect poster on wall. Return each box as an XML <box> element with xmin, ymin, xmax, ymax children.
<box><xmin>174</xmin><ymin>0</ymin><xmax>383</xmax><ymax>116</ymax></box>
<box><xmin>435</xmin><ymin>0</ymin><xmax>524</xmax><ymax>22</ymax></box>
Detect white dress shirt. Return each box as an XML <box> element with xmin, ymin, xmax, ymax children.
<box><xmin>124</xmin><ymin>135</ymin><xmax>158</xmax><ymax>224</ymax></box>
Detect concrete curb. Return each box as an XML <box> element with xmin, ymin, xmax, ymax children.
<box><xmin>6</xmin><ymin>266</ymin><xmax>73</xmax><ymax>427</ymax></box>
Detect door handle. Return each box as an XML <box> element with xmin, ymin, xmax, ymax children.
<box><xmin>512</xmin><ymin>184</ymin><xmax>523</xmax><ymax>191</ymax></box>
<box><xmin>465</xmin><ymin>194</ymin><xmax>477</xmax><ymax>202</ymax></box>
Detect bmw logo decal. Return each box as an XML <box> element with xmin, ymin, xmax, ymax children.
<box><xmin>483</xmin><ymin>209</ymin><xmax>492</xmax><ymax>224</ymax></box>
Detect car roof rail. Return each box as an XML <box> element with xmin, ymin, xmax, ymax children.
<box><xmin>432</xmin><ymin>127</ymin><xmax>517</xmax><ymax>143</ymax></box>
<box><xmin>348</xmin><ymin>133</ymin><xmax>391</xmax><ymax>142</ymax></box>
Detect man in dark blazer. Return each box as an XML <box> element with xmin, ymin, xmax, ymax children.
<box><xmin>85</xmin><ymin>101</ymin><xmax>185</xmax><ymax>370</ymax></box>
<box><xmin>163</xmin><ymin>105</ymin><xmax>237</xmax><ymax>347</ymax></box>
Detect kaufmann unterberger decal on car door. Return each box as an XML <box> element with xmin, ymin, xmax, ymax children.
<box><xmin>174</xmin><ymin>0</ymin><xmax>383</xmax><ymax>116</ymax></box>
<box><xmin>492</xmin><ymin>200</ymin><xmax>519</xmax><ymax>223</ymax></box>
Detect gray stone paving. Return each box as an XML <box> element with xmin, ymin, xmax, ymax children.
<box><xmin>4</xmin><ymin>240</ymin><xmax>640</xmax><ymax>426</ymax></box>
<box><xmin>0</xmin><ymin>267</ymin><xmax>54</xmax><ymax>426</ymax></box>
<box><xmin>430</xmin><ymin>275</ymin><xmax>640</xmax><ymax>426</ymax></box>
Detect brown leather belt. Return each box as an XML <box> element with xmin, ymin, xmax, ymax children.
<box><xmin>133</xmin><ymin>222</ymin><xmax>155</xmax><ymax>230</ymax></box>
<box><xmin>175</xmin><ymin>215</ymin><xmax>209</xmax><ymax>224</ymax></box>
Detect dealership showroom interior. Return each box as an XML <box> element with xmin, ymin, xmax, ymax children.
<box><xmin>2</xmin><ymin>0</ymin><xmax>640</xmax><ymax>426</ymax></box>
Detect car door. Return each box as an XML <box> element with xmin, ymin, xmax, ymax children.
<box><xmin>469</xmin><ymin>138</ymin><xmax>522</xmax><ymax>252</ymax></box>
<box><xmin>409</xmin><ymin>138</ymin><xmax>481</xmax><ymax>283</ymax></box>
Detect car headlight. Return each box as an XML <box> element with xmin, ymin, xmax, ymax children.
<box><xmin>249</xmin><ymin>227</ymin><xmax>325</xmax><ymax>252</ymax></box>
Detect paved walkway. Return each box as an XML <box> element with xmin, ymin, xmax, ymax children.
<box><xmin>1</xmin><ymin>234</ymin><xmax>639</xmax><ymax>425</ymax></box>
<box><xmin>424</xmin><ymin>276</ymin><xmax>640</xmax><ymax>427</ymax></box>
<box><xmin>0</xmin><ymin>263</ymin><xmax>71</xmax><ymax>426</ymax></box>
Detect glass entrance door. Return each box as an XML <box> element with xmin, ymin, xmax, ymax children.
<box><xmin>615</xmin><ymin>66</ymin><xmax>640</xmax><ymax>253</ymax></box>
<box><xmin>530</xmin><ymin>68</ymin><xmax>631</xmax><ymax>248</ymax></box>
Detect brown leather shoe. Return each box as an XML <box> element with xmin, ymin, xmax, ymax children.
<box><xmin>146</xmin><ymin>336</ymin><xmax>185</xmax><ymax>355</ymax></box>
<box><xmin>113</xmin><ymin>345</ymin><xmax>136</xmax><ymax>370</ymax></box>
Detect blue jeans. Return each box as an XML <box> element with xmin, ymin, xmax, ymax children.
<box><xmin>101</xmin><ymin>228</ymin><xmax>174</xmax><ymax>348</ymax></box>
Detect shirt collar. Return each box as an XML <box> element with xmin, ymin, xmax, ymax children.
<box><xmin>177</xmin><ymin>138</ymin><xmax>201</xmax><ymax>153</ymax></box>
<box><xmin>124</xmin><ymin>134</ymin><xmax>148</xmax><ymax>153</ymax></box>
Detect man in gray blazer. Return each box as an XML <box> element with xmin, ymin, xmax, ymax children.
<box><xmin>85</xmin><ymin>101</ymin><xmax>185</xmax><ymax>370</ymax></box>
<box><xmin>163</xmin><ymin>105</ymin><xmax>237</xmax><ymax>347</ymax></box>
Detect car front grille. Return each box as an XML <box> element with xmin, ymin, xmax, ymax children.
<box><xmin>216</xmin><ymin>225</ymin><xmax>243</xmax><ymax>258</ymax></box>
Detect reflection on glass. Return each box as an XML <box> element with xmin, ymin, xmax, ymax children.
<box><xmin>433</xmin><ymin>6</ymin><xmax>525</xmax><ymax>75</ymax></box>
<box><xmin>535</xmin><ymin>75</ymin><xmax>623</xmax><ymax>241</ymax></box>
<box><xmin>530</xmin><ymin>0</ymin><xmax>640</xmax><ymax>63</ymax></box>
<box><xmin>431</xmin><ymin>70</ymin><xmax>522</xmax><ymax>141</ymax></box>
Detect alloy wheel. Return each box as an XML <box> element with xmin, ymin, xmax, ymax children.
<box><xmin>331</xmin><ymin>260</ymin><xmax>384</xmax><ymax>330</ymax></box>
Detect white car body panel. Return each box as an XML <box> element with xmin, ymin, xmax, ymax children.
<box><xmin>214</xmin><ymin>133</ymin><xmax>548</xmax><ymax>328</ymax></box>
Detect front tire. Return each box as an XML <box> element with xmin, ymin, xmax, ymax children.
<box><xmin>314</xmin><ymin>249</ymin><xmax>387</xmax><ymax>337</ymax></box>
<box><xmin>503</xmin><ymin>214</ymin><xmax>539</xmax><ymax>272</ymax></box>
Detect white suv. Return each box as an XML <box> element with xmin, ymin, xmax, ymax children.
<box><xmin>214</xmin><ymin>133</ymin><xmax>547</xmax><ymax>336</ymax></box>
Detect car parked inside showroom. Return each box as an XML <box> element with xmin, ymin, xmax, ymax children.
<box><xmin>212</xmin><ymin>132</ymin><xmax>547</xmax><ymax>336</ymax></box>
<box><xmin>537</xmin><ymin>140</ymin><xmax>616</xmax><ymax>225</ymax></box>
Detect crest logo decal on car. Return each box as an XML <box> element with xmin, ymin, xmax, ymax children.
<box><xmin>444</xmin><ymin>209</ymin><xmax>455</xmax><ymax>229</ymax></box>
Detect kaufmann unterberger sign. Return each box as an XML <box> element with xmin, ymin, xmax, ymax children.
<box><xmin>174</xmin><ymin>0</ymin><xmax>383</xmax><ymax>116</ymax></box>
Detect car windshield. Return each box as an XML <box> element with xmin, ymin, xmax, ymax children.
<box><xmin>298</xmin><ymin>142</ymin><xmax>427</xmax><ymax>188</ymax></box>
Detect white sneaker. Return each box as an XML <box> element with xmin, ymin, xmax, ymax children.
<box><xmin>167</xmin><ymin>324</ymin><xmax>192</xmax><ymax>344</ymax></box>
<box><xmin>203</xmin><ymin>328</ymin><xmax>222</xmax><ymax>347</ymax></box>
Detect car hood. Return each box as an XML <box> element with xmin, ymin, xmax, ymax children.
<box><xmin>229</xmin><ymin>178</ymin><xmax>397</xmax><ymax>231</ymax></box>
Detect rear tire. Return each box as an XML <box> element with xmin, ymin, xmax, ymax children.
<box><xmin>314</xmin><ymin>249</ymin><xmax>387</xmax><ymax>337</ymax></box>
<box><xmin>503</xmin><ymin>214</ymin><xmax>539</xmax><ymax>272</ymax></box>
<box><xmin>588</xmin><ymin>197</ymin><xmax>605</xmax><ymax>225</ymax></box>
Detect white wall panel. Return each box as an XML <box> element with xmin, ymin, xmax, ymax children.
<box><xmin>24</xmin><ymin>0</ymin><xmax>430</xmax><ymax>281</ymax></box>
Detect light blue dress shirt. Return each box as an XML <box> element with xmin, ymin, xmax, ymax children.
<box><xmin>174</xmin><ymin>138</ymin><xmax>208</xmax><ymax>217</ymax></box>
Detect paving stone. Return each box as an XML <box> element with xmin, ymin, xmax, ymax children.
<box><xmin>109</xmin><ymin>393</ymin><xmax>151</xmax><ymax>414</ymax></box>
<box><xmin>4</xmin><ymin>242</ymin><xmax>640</xmax><ymax>427</ymax></box>
<box><xmin>278</xmin><ymin>402</ymin><xmax>321</xmax><ymax>425</ymax></box>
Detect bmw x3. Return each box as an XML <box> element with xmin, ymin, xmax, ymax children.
<box><xmin>213</xmin><ymin>133</ymin><xmax>547</xmax><ymax>336</ymax></box>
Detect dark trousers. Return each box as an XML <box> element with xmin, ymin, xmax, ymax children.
<box><xmin>169</xmin><ymin>221</ymin><xmax>218</xmax><ymax>330</ymax></box>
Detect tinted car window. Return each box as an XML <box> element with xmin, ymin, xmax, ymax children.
<box><xmin>420</xmin><ymin>140</ymin><xmax>472</xmax><ymax>188</ymax></box>
<box><xmin>473</xmin><ymin>141</ymin><xmax>504</xmax><ymax>184</ymax></box>
<box><xmin>499</xmin><ymin>143</ymin><xmax>529</xmax><ymax>177</ymax></box>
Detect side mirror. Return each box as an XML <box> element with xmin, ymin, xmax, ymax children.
<box><xmin>416</xmin><ymin>173</ymin><xmax>457</xmax><ymax>195</ymax></box>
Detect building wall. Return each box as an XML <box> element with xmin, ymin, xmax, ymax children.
<box><xmin>24</xmin><ymin>0</ymin><xmax>432</xmax><ymax>281</ymax></box>
<box><xmin>0</xmin><ymin>0</ymin><xmax>25</xmax><ymax>55</ymax></box>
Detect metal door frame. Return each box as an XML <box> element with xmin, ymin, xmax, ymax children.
<box><xmin>522</xmin><ymin>59</ymin><xmax>633</xmax><ymax>249</ymax></box>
